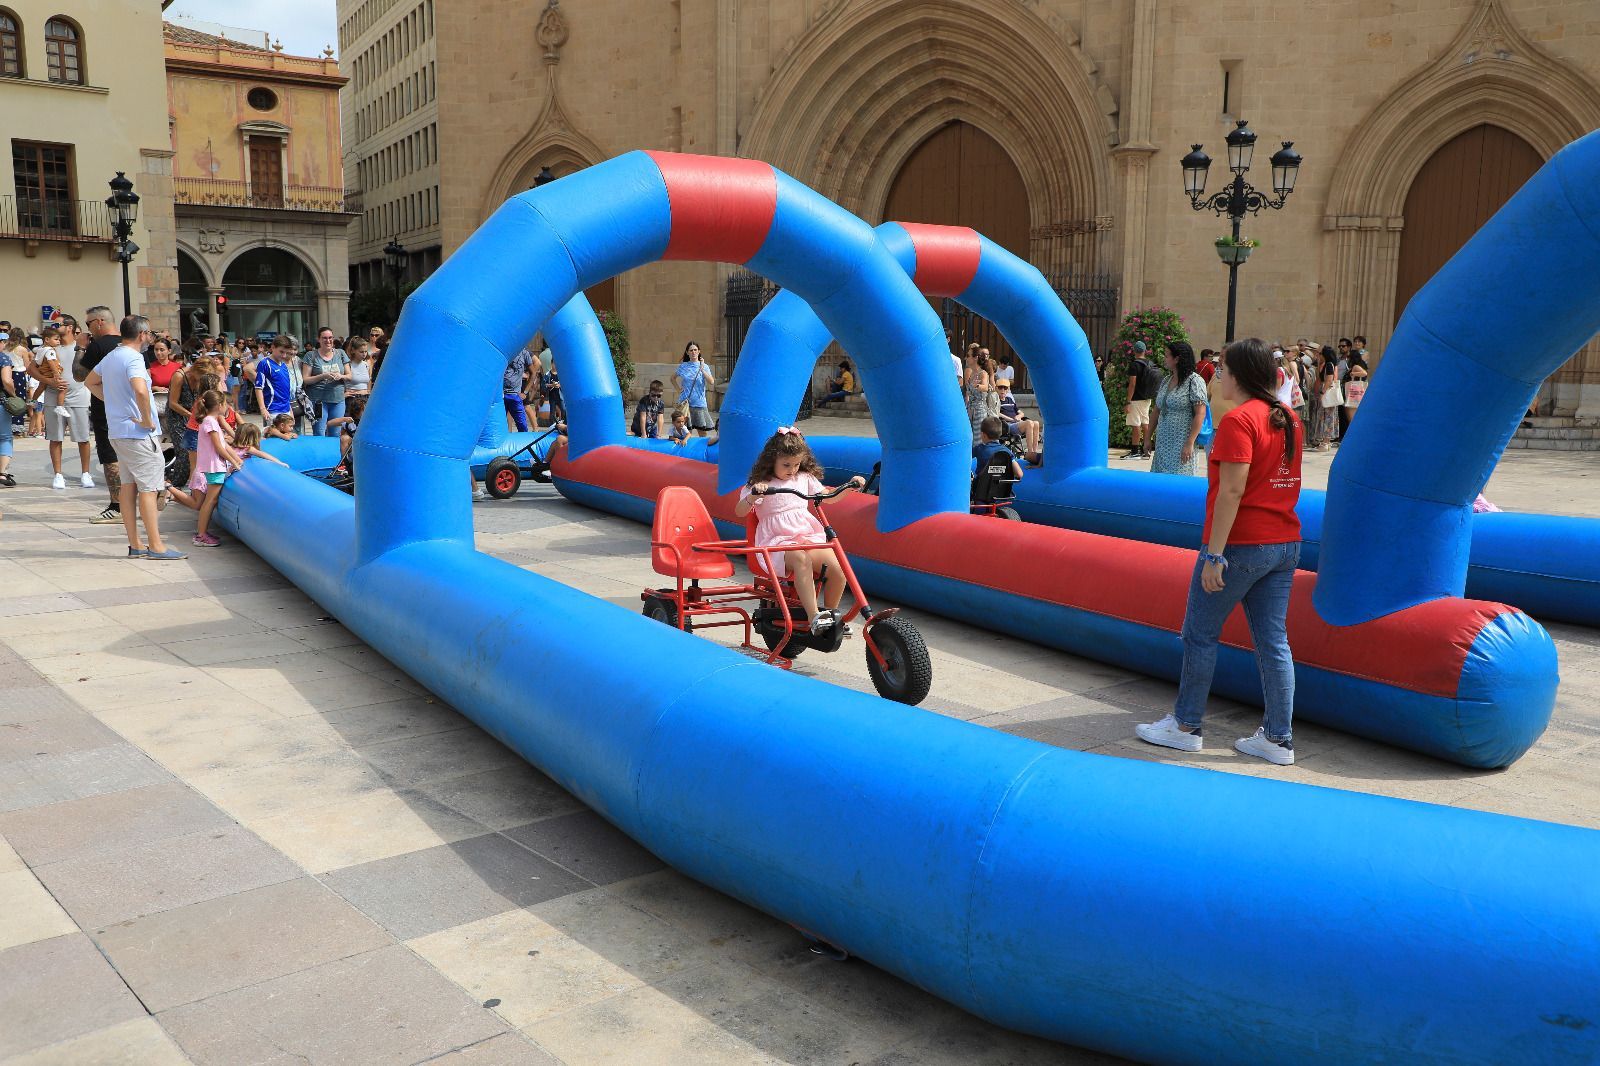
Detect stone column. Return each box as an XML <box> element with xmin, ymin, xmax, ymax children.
<box><xmin>1113</xmin><ymin>0</ymin><xmax>1158</xmax><ymax>314</ymax></box>
<box><xmin>318</xmin><ymin>289</ymin><xmax>353</xmax><ymax>336</ymax></box>
<box><xmin>205</xmin><ymin>286</ymin><xmax>224</xmax><ymax>337</ymax></box>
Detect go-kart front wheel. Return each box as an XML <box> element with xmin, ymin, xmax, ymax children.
<box><xmin>865</xmin><ymin>615</ymin><xmax>932</xmax><ymax>705</ymax></box>
<box><xmin>485</xmin><ymin>457</ymin><xmax>522</xmax><ymax>499</ymax></box>
<box><xmin>995</xmin><ymin>505</ymin><xmax>1020</xmax><ymax>521</ymax></box>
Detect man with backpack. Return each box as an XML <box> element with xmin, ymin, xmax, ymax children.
<box><xmin>1121</xmin><ymin>340</ymin><xmax>1162</xmax><ymax>460</ymax></box>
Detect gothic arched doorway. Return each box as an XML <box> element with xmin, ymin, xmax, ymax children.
<box><xmin>1394</xmin><ymin>124</ymin><xmax>1542</xmax><ymax>322</ymax></box>
<box><xmin>884</xmin><ymin>121</ymin><xmax>1033</xmax><ymax>386</ymax></box>
<box><xmin>884</xmin><ymin>121</ymin><xmax>1030</xmax><ymax>259</ymax></box>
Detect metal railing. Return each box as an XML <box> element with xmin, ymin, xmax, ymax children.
<box><xmin>0</xmin><ymin>196</ymin><xmax>115</xmax><ymax>241</ymax></box>
<box><xmin>175</xmin><ymin>177</ymin><xmax>347</xmax><ymax>212</ymax></box>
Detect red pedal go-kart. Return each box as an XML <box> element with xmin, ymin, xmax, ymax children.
<box><xmin>640</xmin><ymin>483</ymin><xmax>934</xmax><ymax>705</ymax></box>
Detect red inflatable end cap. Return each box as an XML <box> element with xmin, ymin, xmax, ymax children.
<box><xmin>648</xmin><ymin>152</ymin><xmax>777</xmax><ymax>265</ymax></box>
<box><xmin>898</xmin><ymin>222</ymin><xmax>982</xmax><ymax>298</ymax></box>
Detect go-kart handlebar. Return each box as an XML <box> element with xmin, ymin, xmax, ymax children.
<box><xmin>751</xmin><ymin>480</ymin><xmax>861</xmax><ymax>502</ymax></box>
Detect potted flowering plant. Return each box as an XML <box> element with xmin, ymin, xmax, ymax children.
<box><xmin>1214</xmin><ymin>235</ymin><xmax>1260</xmax><ymax>265</ymax></box>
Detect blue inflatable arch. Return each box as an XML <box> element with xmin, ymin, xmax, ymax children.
<box><xmin>355</xmin><ymin>151</ymin><xmax>968</xmax><ymax>546</ymax></box>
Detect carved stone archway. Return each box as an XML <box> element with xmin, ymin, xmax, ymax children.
<box><xmin>1322</xmin><ymin>0</ymin><xmax>1600</xmax><ymax>365</ymax></box>
<box><xmin>741</xmin><ymin>0</ymin><xmax>1116</xmax><ymax>277</ymax></box>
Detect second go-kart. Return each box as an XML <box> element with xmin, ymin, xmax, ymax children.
<box><xmin>640</xmin><ymin>482</ymin><xmax>934</xmax><ymax>705</ymax></box>
<box><xmin>478</xmin><ymin>424</ymin><xmax>564</xmax><ymax>499</ymax></box>
<box><xmin>970</xmin><ymin>444</ymin><xmax>1021</xmax><ymax>521</ymax></box>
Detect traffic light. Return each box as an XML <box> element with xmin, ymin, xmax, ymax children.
<box><xmin>214</xmin><ymin>293</ymin><xmax>228</xmax><ymax>325</ymax></box>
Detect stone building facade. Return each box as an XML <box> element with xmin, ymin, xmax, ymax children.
<box><xmin>0</xmin><ymin>0</ymin><xmax>177</xmax><ymax>333</ymax></box>
<box><xmin>165</xmin><ymin>24</ymin><xmax>352</xmax><ymax>341</ymax></box>
<box><xmin>351</xmin><ymin>0</ymin><xmax>1600</xmax><ymax>416</ymax></box>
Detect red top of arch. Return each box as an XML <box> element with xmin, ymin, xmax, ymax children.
<box><xmin>898</xmin><ymin>223</ymin><xmax>982</xmax><ymax>298</ymax></box>
<box><xmin>648</xmin><ymin>151</ymin><xmax>778</xmax><ymax>265</ymax></box>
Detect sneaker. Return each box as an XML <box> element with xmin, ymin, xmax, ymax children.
<box><xmin>810</xmin><ymin>610</ymin><xmax>835</xmax><ymax>634</ymax></box>
<box><xmin>472</xmin><ymin>488</ymin><xmax>489</xmax><ymax>502</ymax></box>
<box><xmin>1118</xmin><ymin>450</ymin><xmax>1140</xmax><ymax>460</ymax></box>
<box><xmin>51</xmin><ymin>473</ymin><xmax>66</xmax><ymax>490</ymax></box>
<box><xmin>126</xmin><ymin>546</ymin><xmax>146</xmax><ymax>559</ymax></box>
<box><xmin>89</xmin><ymin>506</ymin><xmax>122</xmax><ymax>524</ymax></box>
<box><xmin>144</xmin><ymin>547</ymin><xmax>188</xmax><ymax>561</ymax></box>
<box><xmin>0</xmin><ymin>472</ymin><xmax>15</xmax><ymax>487</ymax></box>
<box><xmin>192</xmin><ymin>533</ymin><xmax>221</xmax><ymax>547</ymax></box>
<box><xmin>79</xmin><ymin>472</ymin><xmax>95</xmax><ymax>488</ymax></box>
<box><xmin>52</xmin><ymin>405</ymin><xmax>70</xmax><ymax>419</ymax></box>
<box><xmin>1135</xmin><ymin>714</ymin><xmax>1203</xmax><ymax>753</ymax></box>
<box><xmin>1234</xmin><ymin>727</ymin><xmax>1295</xmax><ymax>765</ymax></box>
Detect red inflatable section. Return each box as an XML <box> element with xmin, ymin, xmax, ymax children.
<box><xmin>648</xmin><ymin>152</ymin><xmax>777</xmax><ymax>265</ymax></box>
<box><xmin>554</xmin><ymin>446</ymin><xmax>1517</xmax><ymax>699</ymax></box>
<box><xmin>897</xmin><ymin>223</ymin><xmax>982</xmax><ymax>297</ymax></box>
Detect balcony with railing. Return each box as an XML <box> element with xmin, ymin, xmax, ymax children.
<box><xmin>175</xmin><ymin>177</ymin><xmax>348</xmax><ymax>213</ymax></box>
<box><xmin>0</xmin><ymin>196</ymin><xmax>116</xmax><ymax>242</ymax></box>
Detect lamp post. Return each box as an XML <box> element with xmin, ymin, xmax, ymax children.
<box><xmin>383</xmin><ymin>237</ymin><xmax>407</xmax><ymax>324</ymax></box>
<box><xmin>1181</xmin><ymin>120</ymin><xmax>1302</xmax><ymax>344</ymax></box>
<box><xmin>104</xmin><ymin>171</ymin><xmax>141</xmax><ymax>319</ymax></box>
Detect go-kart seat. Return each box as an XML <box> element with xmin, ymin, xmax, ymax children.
<box><xmin>971</xmin><ymin>456</ymin><xmax>1018</xmax><ymax>505</ymax></box>
<box><xmin>652</xmin><ymin>486</ymin><xmax>734</xmax><ymax>580</ymax></box>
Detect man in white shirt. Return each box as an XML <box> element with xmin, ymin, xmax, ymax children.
<box><xmin>85</xmin><ymin>315</ymin><xmax>186</xmax><ymax>560</ymax></box>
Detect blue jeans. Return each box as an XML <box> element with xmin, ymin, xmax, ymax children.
<box><xmin>504</xmin><ymin>393</ymin><xmax>530</xmax><ymax>432</ymax></box>
<box><xmin>815</xmin><ymin>390</ymin><xmax>848</xmax><ymax>407</ymax></box>
<box><xmin>316</xmin><ymin>399</ymin><xmax>345</xmax><ymax>436</ymax></box>
<box><xmin>1174</xmin><ymin>541</ymin><xmax>1300</xmax><ymax>741</ymax></box>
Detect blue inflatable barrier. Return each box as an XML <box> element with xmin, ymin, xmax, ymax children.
<box><xmin>214</xmin><ymin>151</ymin><xmax>1599</xmax><ymax>1061</ymax></box>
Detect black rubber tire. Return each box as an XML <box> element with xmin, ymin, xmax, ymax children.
<box><xmin>866</xmin><ymin>616</ymin><xmax>933</xmax><ymax>705</ymax></box>
<box><xmin>641</xmin><ymin>596</ymin><xmax>679</xmax><ymax>628</ymax></box>
<box><xmin>485</xmin><ymin>457</ymin><xmax>521</xmax><ymax>499</ymax></box>
<box><xmin>995</xmin><ymin>505</ymin><xmax>1021</xmax><ymax>521</ymax></box>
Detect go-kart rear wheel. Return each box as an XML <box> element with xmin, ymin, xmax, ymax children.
<box><xmin>995</xmin><ymin>505</ymin><xmax>1020</xmax><ymax>521</ymax></box>
<box><xmin>865</xmin><ymin>616</ymin><xmax>932</xmax><ymax>705</ymax></box>
<box><xmin>642</xmin><ymin>595</ymin><xmax>680</xmax><ymax>629</ymax></box>
<box><xmin>486</xmin><ymin>457</ymin><xmax>521</xmax><ymax>499</ymax></box>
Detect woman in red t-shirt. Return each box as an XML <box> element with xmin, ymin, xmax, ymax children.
<box><xmin>1136</xmin><ymin>337</ymin><xmax>1304</xmax><ymax>765</ymax></box>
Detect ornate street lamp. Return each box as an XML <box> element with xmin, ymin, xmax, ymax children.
<box><xmin>1182</xmin><ymin>120</ymin><xmax>1303</xmax><ymax>343</ymax></box>
<box><xmin>383</xmin><ymin>237</ymin><xmax>407</xmax><ymax>323</ymax></box>
<box><xmin>104</xmin><ymin>171</ymin><xmax>141</xmax><ymax>319</ymax></box>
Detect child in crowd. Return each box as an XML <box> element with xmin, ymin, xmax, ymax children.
<box><xmin>187</xmin><ymin>390</ymin><xmax>240</xmax><ymax>547</ymax></box>
<box><xmin>265</xmin><ymin>412</ymin><xmax>298</xmax><ymax>441</ymax></box>
<box><xmin>542</xmin><ymin>366</ymin><xmax>565</xmax><ymax>425</ymax></box>
<box><xmin>29</xmin><ymin>326</ymin><xmax>68</xmax><ymax>415</ymax></box>
<box><xmin>668</xmin><ymin>411</ymin><xmax>690</xmax><ymax>446</ymax></box>
<box><xmin>633</xmin><ymin>379</ymin><xmax>666</xmax><ymax>438</ymax></box>
<box><xmin>734</xmin><ymin>427</ymin><xmax>866</xmax><ymax>634</ymax></box>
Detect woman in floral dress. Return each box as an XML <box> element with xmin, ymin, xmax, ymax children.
<box><xmin>1150</xmin><ymin>341</ymin><xmax>1208</xmax><ymax>476</ymax></box>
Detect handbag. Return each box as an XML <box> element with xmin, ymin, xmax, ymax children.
<box><xmin>1320</xmin><ymin>380</ymin><xmax>1344</xmax><ymax>408</ymax></box>
<box><xmin>1195</xmin><ymin>404</ymin><xmax>1215</xmax><ymax>450</ymax></box>
<box><xmin>3</xmin><ymin>390</ymin><xmax>24</xmax><ymax>418</ymax></box>
<box><xmin>1343</xmin><ymin>380</ymin><xmax>1367</xmax><ymax>408</ymax></box>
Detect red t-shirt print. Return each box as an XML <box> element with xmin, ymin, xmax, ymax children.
<box><xmin>1204</xmin><ymin>399</ymin><xmax>1303</xmax><ymax>545</ymax></box>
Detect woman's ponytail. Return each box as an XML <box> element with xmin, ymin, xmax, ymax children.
<box><xmin>1223</xmin><ymin>338</ymin><xmax>1299</xmax><ymax>466</ymax></box>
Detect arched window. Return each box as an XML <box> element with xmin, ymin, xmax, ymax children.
<box><xmin>45</xmin><ymin>16</ymin><xmax>81</xmax><ymax>84</ymax></box>
<box><xmin>0</xmin><ymin>10</ymin><xmax>22</xmax><ymax>78</ymax></box>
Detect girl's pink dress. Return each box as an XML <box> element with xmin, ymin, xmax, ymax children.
<box><xmin>191</xmin><ymin>414</ymin><xmax>231</xmax><ymax>491</ymax></box>
<box><xmin>740</xmin><ymin>472</ymin><xmax>827</xmax><ymax>577</ymax></box>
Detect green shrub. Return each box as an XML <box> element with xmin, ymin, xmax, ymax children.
<box><xmin>1102</xmin><ymin>306</ymin><xmax>1191</xmax><ymax>448</ymax></box>
<box><xmin>600</xmin><ymin>310</ymin><xmax>634</xmax><ymax>398</ymax></box>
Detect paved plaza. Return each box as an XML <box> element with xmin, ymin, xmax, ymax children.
<box><xmin>1</xmin><ymin>419</ymin><xmax>1597</xmax><ymax>1065</ymax></box>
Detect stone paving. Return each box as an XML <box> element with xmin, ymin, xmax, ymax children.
<box><xmin>1</xmin><ymin>421</ymin><xmax>1597</xmax><ymax>1065</ymax></box>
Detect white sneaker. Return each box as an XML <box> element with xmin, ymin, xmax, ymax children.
<box><xmin>810</xmin><ymin>610</ymin><xmax>835</xmax><ymax>634</ymax></box>
<box><xmin>52</xmin><ymin>405</ymin><xmax>70</xmax><ymax>419</ymax></box>
<box><xmin>472</xmin><ymin>488</ymin><xmax>489</xmax><ymax>502</ymax></box>
<box><xmin>1234</xmin><ymin>728</ymin><xmax>1295</xmax><ymax>765</ymax></box>
<box><xmin>79</xmin><ymin>472</ymin><xmax>95</xmax><ymax>489</ymax></box>
<box><xmin>1135</xmin><ymin>714</ymin><xmax>1202</xmax><ymax>753</ymax></box>
<box><xmin>51</xmin><ymin>473</ymin><xmax>66</xmax><ymax>490</ymax></box>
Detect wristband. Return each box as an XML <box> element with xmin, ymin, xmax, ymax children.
<box><xmin>1200</xmin><ymin>551</ymin><xmax>1228</xmax><ymax>569</ymax></box>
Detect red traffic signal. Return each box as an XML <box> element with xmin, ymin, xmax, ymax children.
<box><xmin>215</xmin><ymin>294</ymin><xmax>228</xmax><ymax>309</ymax></box>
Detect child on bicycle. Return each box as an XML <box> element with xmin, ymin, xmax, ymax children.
<box><xmin>734</xmin><ymin>427</ymin><xmax>866</xmax><ymax>634</ymax></box>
